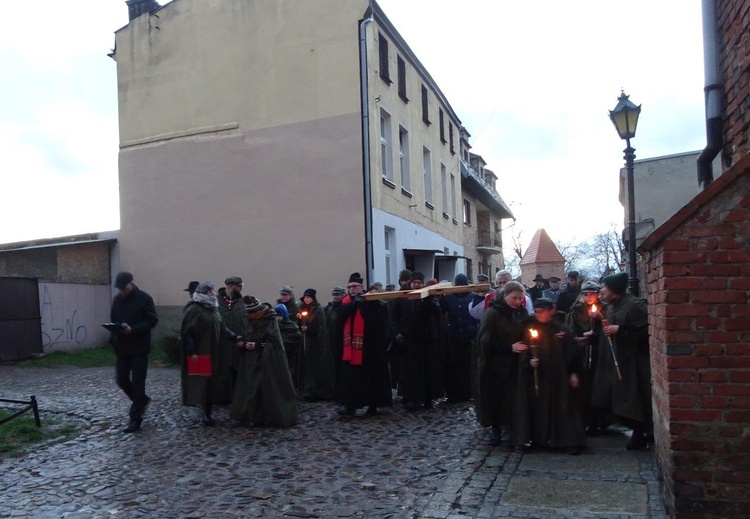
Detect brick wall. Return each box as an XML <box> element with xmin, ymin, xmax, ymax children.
<box><xmin>719</xmin><ymin>0</ymin><xmax>750</xmax><ymax>168</ymax></box>
<box><xmin>640</xmin><ymin>159</ymin><xmax>750</xmax><ymax>518</ymax></box>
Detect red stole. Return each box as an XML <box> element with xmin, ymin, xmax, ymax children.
<box><xmin>342</xmin><ymin>296</ymin><xmax>365</xmax><ymax>366</ymax></box>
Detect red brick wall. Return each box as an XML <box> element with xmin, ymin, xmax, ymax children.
<box><xmin>719</xmin><ymin>0</ymin><xmax>750</xmax><ymax>167</ymax></box>
<box><xmin>641</xmin><ymin>165</ymin><xmax>750</xmax><ymax>518</ymax></box>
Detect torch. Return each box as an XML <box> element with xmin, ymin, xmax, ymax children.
<box><xmin>528</xmin><ymin>328</ymin><xmax>540</xmax><ymax>397</ymax></box>
<box><xmin>600</xmin><ymin>315</ymin><xmax>623</xmax><ymax>381</ymax></box>
<box><xmin>298</xmin><ymin>310</ymin><xmax>309</xmax><ymax>389</ymax></box>
<box><xmin>587</xmin><ymin>303</ymin><xmax>598</xmax><ymax>369</ymax></box>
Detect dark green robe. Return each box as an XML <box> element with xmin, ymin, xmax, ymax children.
<box><xmin>591</xmin><ymin>293</ymin><xmax>652</xmax><ymax>428</ymax></box>
<box><xmin>475</xmin><ymin>297</ymin><xmax>527</xmax><ymax>428</ymax></box>
<box><xmin>180</xmin><ymin>302</ymin><xmax>233</xmax><ymax>407</ymax></box>
<box><xmin>298</xmin><ymin>301</ymin><xmax>335</xmax><ymax>401</ymax></box>
<box><xmin>513</xmin><ymin>318</ymin><xmax>586</xmax><ymax>448</ymax></box>
<box><xmin>278</xmin><ymin>318</ymin><xmax>303</xmax><ymax>389</ymax></box>
<box><xmin>218</xmin><ymin>288</ymin><xmax>248</xmax><ymax>373</ymax></box>
<box><xmin>230</xmin><ymin>308</ymin><xmax>298</xmax><ymax>428</ymax></box>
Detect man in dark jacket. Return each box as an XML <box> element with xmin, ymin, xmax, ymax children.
<box><xmin>439</xmin><ymin>273</ymin><xmax>477</xmax><ymax>402</ymax></box>
<box><xmin>218</xmin><ymin>275</ymin><xmax>247</xmax><ymax>393</ymax></box>
<box><xmin>109</xmin><ymin>272</ymin><xmax>158</xmax><ymax>433</ymax></box>
<box><xmin>527</xmin><ymin>274</ymin><xmax>547</xmax><ymax>303</ymax></box>
<box><xmin>555</xmin><ymin>271</ymin><xmax>581</xmax><ymax>316</ymax></box>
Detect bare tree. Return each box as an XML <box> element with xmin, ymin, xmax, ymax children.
<box><xmin>555</xmin><ymin>238</ymin><xmax>586</xmax><ymax>274</ymax></box>
<box><xmin>587</xmin><ymin>225</ymin><xmax>625</xmax><ymax>277</ymax></box>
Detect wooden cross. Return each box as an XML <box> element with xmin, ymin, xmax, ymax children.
<box><xmin>361</xmin><ymin>283</ymin><xmax>491</xmax><ymax>301</ymax></box>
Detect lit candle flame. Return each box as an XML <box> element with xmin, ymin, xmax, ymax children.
<box><xmin>529</xmin><ymin>328</ymin><xmax>539</xmax><ymax>340</ymax></box>
<box><xmin>591</xmin><ymin>304</ymin><xmax>598</xmax><ymax>313</ymax></box>
<box><xmin>301</xmin><ymin>311</ymin><xmax>309</xmax><ymax>317</ymax></box>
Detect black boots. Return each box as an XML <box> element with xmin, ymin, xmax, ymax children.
<box><xmin>123</xmin><ymin>419</ymin><xmax>141</xmax><ymax>433</ymax></box>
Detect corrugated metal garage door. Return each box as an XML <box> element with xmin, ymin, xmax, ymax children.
<box><xmin>0</xmin><ymin>277</ymin><xmax>43</xmax><ymax>361</ymax></box>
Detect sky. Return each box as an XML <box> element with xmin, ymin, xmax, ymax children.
<box><xmin>0</xmin><ymin>0</ymin><xmax>706</xmax><ymax>254</ymax></box>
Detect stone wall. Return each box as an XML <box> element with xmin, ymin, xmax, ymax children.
<box><xmin>639</xmin><ymin>156</ymin><xmax>750</xmax><ymax>518</ymax></box>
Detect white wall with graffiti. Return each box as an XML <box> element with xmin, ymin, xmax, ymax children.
<box><xmin>39</xmin><ymin>283</ymin><xmax>111</xmax><ymax>352</ymax></box>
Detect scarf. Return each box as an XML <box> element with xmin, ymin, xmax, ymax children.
<box><xmin>193</xmin><ymin>292</ymin><xmax>218</xmax><ymax>308</ymax></box>
<box><xmin>342</xmin><ymin>297</ymin><xmax>364</xmax><ymax>366</ymax></box>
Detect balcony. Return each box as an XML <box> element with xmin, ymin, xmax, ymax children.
<box><xmin>477</xmin><ymin>230</ymin><xmax>503</xmax><ymax>255</ymax></box>
<box><xmin>460</xmin><ymin>158</ymin><xmax>514</xmax><ymax>219</ymax></box>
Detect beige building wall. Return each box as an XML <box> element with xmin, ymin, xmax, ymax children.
<box><xmin>114</xmin><ymin>0</ymin><xmax>370</xmax><ymax>308</ymax></box>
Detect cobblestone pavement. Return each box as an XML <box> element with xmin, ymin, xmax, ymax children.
<box><xmin>0</xmin><ymin>365</ymin><xmax>666</xmax><ymax>518</ymax></box>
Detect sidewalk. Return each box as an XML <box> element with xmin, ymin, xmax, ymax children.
<box><xmin>0</xmin><ymin>364</ymin><xmax>665</xmax><ymax>518</ymax></box>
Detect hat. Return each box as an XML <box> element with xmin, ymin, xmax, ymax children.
<box><xmin>548</xmin><ymin>276</ymin><xmax>561</xmax><ymax>283</ymax></box>
<box><xmin>195</xmin><ymin>281</ymin><xmax>215</xmax><ymax>294</ymax></box>
<box><xmin>303</xmin><ymin>288</ymin><xmax>317</xmax><ymax>301</ymax></box>
<box><xmin>114</xmin><ymin>272</ymin><xmax>134</xmax><ymax>289</ymax></box>
<box><xmin>224</xmin><ymin>275</ymin><xmax>243</xmax><ymax>286</ymax></box>
<box><xmin>385</xmin><ymin>284</ymin><xmax>396</xmax><ymax>291</ymax></box>
<box><xmin>243</xmin><ymin>295</ymin><xmax>264</xmax><ymax>313</ymax></box>
<box><xmin>348</xmin><ymin>272</ymin><xmax>364</xmax><ymax>285</ymax></box>
<box><xmin>581</xmin><ymin>280</ymin><xmax>602</xmax><ymax>293</ymax></box>
<box><xmin>184</xmin><ymin>281</ymin><xmax>200</xmax><ymax>293</ymax></box>
<box><xmin>410</xmin><ymin>271</ymin><xmax>425</xmax><ymax>282</ymax></box>
<box><xmin>398</xmin><ymin>269</ymin><xmax>412</xmax><ymax>282</ymax></box>
<box><xmin>274</xmin><ymin>303</ymin><xmax>289</xmax><ymax>321</ymax></box>
<box><xmin>279</xmin><ymin>285</ymin><xmax>294</xmax><ymax>295</ymax></box>
<box><xmin>567</xmin><ymin>271</ymin><xmax>580</xmax><ymax>280</ymax></box>
<box><xmin>602</xmin><ymin>272</ymin><xmax>628</xmax><ymax>295</ymax></box>
<box><xmin>426</xmin><ymin>278</ymin><xmax>438</xmax><ymax>286</ymax></box>
<box><xmin>476</xmin><ymin>274</ymin><xmax>490</xmax><ymax>283</ymax></box>
<box><xmin>532</xmin><ymin>274</ymin><xmax>546</xmax><ymax>283</ymax></box>
<box><xmin>454</xmin><ymin>273</ymin><xmax>469</xmax><ymax>286</ymax></box>
<box><xmin>534</xmin><ymin>298</ymin><xmax>555</xmax><ymax>310</ymax></box>
<box><xmin>331</xmin><ymin>286</ymin><xmax>345</xmax><ymax>295</ymax></box>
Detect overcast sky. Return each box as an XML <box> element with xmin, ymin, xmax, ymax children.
<box><xmin>0</xmin><ymin>0</ymin><xmax>706</xmax><ymax>254</ymax></box>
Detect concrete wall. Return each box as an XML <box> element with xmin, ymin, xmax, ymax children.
<box><xmin>39</xmin><ymin>283</ymin><xmax>112</xmax><ymax>352</ymax></box>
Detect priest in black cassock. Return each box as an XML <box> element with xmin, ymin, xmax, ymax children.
<box><xmin>336</xmin><ymin>272</ymin><xmax>393</xmax><ymax>416</ymax></box>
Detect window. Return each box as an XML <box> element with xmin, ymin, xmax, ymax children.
<box><xmin>421</xmin><ymin>85</ymin><xmax>430</xmax><ymax>125</ymax></box>
<box><xmin>380</xmin><ymin>109</ymin><xmax>393</xmax><ymax>182</ymax></box>
<box><xmin>399</xmin><ymin>125</ymin><xmax>410</xmax><ymax>192</ymax></box>
<box><xmin>378</xmin><ymin>33</ymin><xmax>391</xmax><ymax>84</ymax></box>
<box><xmin>450</xmin><ymin>173</ymin><xmax>457</xmax><ymax>220</ymax></box>
<box><xmin>463</xmin><ymin>199</ymin><xmax>471</xmax><ymax>224</ymax></box>
<box><xmin>423</xmin><ymin>147</ymin><xmax>433</xmax><ymax>207</ymax></box>
<box><xmin>449</xmin><ymin>123</ymin><xmax>455</xmax><ymax>154</ymax></box>
<box><xmin>439</xmin><ymin>109</ymin><xmax>446</xmax><ymax>143</ymax></box>
<box><xmin>384</xmin><ymin>227</ymin><xmax>395</xmax><ymax>284</ymax></box>
<box><xmin>441</xmin><ymin>163</ymin><xmax>448</xmax><ymax>218</ymax></box>
<box><xmin>397</xmin><ymin>56</ymin><xmax>408</xmax><ymax>102</ymax></box>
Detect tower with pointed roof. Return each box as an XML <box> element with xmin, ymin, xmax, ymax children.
<box><xmin>519</xmin><ymin>229</ymin><xmax>565</xmax><ymax>286</ymax></box>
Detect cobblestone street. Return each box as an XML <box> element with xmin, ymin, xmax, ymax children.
<box><xmin>0</xmin><ymin>365</ymin><xmax>665</xmax><ymax>518</ymax></box>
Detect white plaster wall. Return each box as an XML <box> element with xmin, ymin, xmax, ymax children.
<box><xmin>372</xmin><ymin>208</ymin><xmax>464</xmax><ymax>284</ymax></box>
<box><xmin>39</xmin><ymin>283</ymin><xmax>112</xmax><ymax>352</ymax></box>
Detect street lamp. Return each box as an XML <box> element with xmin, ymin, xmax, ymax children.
<box><xmin>609</xmin><ymin>90</ymin><xmax>641</xmax><ymax>296</ymax></box>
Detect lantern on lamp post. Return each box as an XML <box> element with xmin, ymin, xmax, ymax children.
<box><xmin>609</xmin><ymin>90</ymin><xmax>641</xmax><ymax>296</ymax></box>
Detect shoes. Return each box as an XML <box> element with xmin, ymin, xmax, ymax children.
<box><xmin>123</xmin><ymin>420</ymin><xmax>141</xmax><ymax>433</ymax></box>
<box><xmin>626</xmin><ymin>432</ymin><xmax>648</xmax><ymax>450</ymax></box>
<box><xmin>490</xmin><ymin>427</ymin><xmax>503</xmax><ymax>446</ymax></box>
<box><xmin>202</xmin><ymin>414</ymin><xmax>215</xmax><ymax>426</ymax></box>
<box><xmin>403</xmin><ymin>402</ymin><xmax>420</xmax><ymax>413</ymax></box>
<box><xmin>585</xmin><ymin>426</ymin><xmax>600</xmax><ymax>437</ymax></box>
<box><xmin>365</xmin><ymin>406</ymin><xmax>378</xmax><ymax>416</ymax></box>
<box><xmin>567</xmin><ymin>446</ymin><xmax>585</xmax><ymax>456</ymax></box>
<box><xmin>500</xmin><ymin>431</ymin><xmax>513</xmax><ymax>448</ymax></box>
<box><xmin>336</xmin><ymin>406</ymin><xmax>356</xmax><ymax>416</ymax></box>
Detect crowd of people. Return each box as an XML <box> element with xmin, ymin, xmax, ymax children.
<box><xmin>107</xmin><ymin>268</ymin><xmax>652</xmax><ymax>455</ymax></box>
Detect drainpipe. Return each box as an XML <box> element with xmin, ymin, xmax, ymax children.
<box><xmin>359</xmin><ymin>14</ymin><xmax>375</xmax><ymax>286</ymax></box>
<box><xmin>697</xmin><ymin>0</ymin><xmax>722</xmax><ymax>189</ymax></box>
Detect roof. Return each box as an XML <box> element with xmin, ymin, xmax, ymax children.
<box><xmin>0</xmin><ymin>231</ymin><xmax>119</xmax><ymax>253</ymax></box>
<box><xmin>519</xmin><ymin>229</ymin><xmax>565</xmax><ymax>265</ymax></box>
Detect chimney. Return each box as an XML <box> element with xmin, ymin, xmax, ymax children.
<box><xmin>126</xmin><ymin>0</ymin><xmax>160</xmax><ymax>21</ymax></box>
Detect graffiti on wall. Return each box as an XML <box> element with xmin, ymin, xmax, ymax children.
<box><xmin>40</xmin><ymin>285</ymin><xmax>87</xmax><ymax>349</ymax></box>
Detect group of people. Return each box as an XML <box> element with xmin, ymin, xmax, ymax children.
<box><xmin>108</xmin><ymin>267</ymin><xmax>652</xmax><ymax>456</ymax></box>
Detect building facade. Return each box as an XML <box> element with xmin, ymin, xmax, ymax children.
<box><xmin>113</xmin><ymin>0</ymin><xmax>510</xmax><ymax>329</ymax></box>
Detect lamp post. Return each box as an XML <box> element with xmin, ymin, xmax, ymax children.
<box><xmin>609</xmin><ymin>90</ymin><xmax>641</xmax><ymax>296</ymax></box>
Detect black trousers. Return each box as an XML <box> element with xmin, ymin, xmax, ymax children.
<box><xmin>115</xmin><ymin>353</ymin><xmax>149</xmax><ymax>421</ymax></box>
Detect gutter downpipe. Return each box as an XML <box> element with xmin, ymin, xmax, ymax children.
<box><xmin>697</xmin><ymin>0</ymin><xmax>722</xmax><ymax>189</ymax></box>
<box><xmin>359</xmin><ymin>14</ymin><xmax>375</xmax><ymax>286</ymax></box>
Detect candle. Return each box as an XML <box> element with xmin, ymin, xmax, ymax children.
<box><xmin>528</xmin><ymin>328</ymin><xmax>540</xmax><ymax>397</ymax></box>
